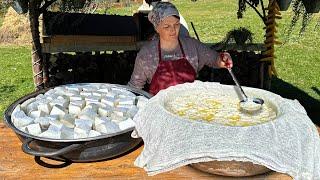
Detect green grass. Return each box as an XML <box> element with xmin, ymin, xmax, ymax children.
<box><xmin>0</xmin><ymin>0</ymin><xmax>319</xmax><ymax>122</ymax></box>
<box><xmin>0</xmin><ymin>46</ymin><xmax>34</xmax><ymax>119</ymax></box>
<box><xmin>0</xmin><ymin>16</ymin><xmax>3</xmax><ymax>27</ymax></box>
<box><xmin>96</xmin><ymin>3</ymin><xmax>140</xmax><ymax>15</ymax></box>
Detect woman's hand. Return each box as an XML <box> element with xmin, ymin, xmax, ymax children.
<box><xmin>217</xmin><ymin>52</ymin><xmax>233</xmax><ymax>69</ymax></box>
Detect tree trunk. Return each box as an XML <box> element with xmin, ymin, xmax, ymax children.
<box><xmin>29</xmin><ymin>0</ymin><xmax>45</xmax><ymax>90</ymax></box>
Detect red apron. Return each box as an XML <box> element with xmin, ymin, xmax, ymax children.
<box><xmin>149</xmin><ymin>39</ymin><xmax>196</xmax><ymax>95</ymax></box>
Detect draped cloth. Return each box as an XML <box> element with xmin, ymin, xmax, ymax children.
<box><xmin>133</xmin><ymin>81</ymin><xmax>320</xmax><ymax>179</ymax></box>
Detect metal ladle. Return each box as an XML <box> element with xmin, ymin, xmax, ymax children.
<box><xmin>221</xmin><ymin>53</ymin><xmax>264</xmax><ymax>112</ymax></box>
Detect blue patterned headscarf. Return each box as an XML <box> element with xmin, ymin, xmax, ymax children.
<box><xmin>148</xmin><ymin>2</ymin><xmax>180</xmax><ymax>28</ymax></box>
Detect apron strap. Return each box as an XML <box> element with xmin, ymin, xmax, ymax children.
<box><xmin>158</xmin><ymin>39</ymin><xmax>186</xmax><ymax>62</ymax></box>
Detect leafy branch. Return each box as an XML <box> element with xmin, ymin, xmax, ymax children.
<box><xmin>284</xmin><ymin>0</ymin><xmax>315</xmax><ymax>43</ymax></box>
<box><xmin>237</xmin><ymin>0</ymin><xmax>267</xmax><ymax>25</ymax></box>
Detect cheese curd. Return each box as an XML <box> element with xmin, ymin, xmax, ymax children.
<box><xmin>11</xmin><ymin>83</ymin><xmax>149</xmax><ymax>139</ymax></box>
<box><xmin>165</xmin><ymin>91</ymin><xmax>276</xmax><ymax>127</ymax></box>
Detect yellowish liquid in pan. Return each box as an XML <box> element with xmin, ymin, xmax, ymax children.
<box><xmin>166</xmin><ymin>92</ymin><xmax>277</xmax><ymax>127</ymax></box>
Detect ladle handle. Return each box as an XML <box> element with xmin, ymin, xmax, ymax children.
<box><xmin>220</xmin><ymin>52</ymin><xmax>247</xmax><ymax>101</ymax></box>
<box><xmin>227</xmin><ymin>68</ymin><xmax>248</xmax><ymax>101</ymax></box>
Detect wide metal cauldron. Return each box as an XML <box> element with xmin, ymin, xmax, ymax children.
<box><xmin>4</xmin><ymin>84</ymin><xmax>152</xmax><ymax>162</ymax></box>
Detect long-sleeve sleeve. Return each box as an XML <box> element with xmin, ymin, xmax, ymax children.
<box><xmin>194</xmin><ymin>39</ymin><xmax>219</xmax><ymax>70</ymax></box>
<box><xmin>128</xmin><ymin>51</ymin><xmax>148</xmax><ymax>89</ymax></box>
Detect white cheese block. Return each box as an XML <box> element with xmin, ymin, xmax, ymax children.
<box><xmin>49</xmin><ymin>120</ymin><xmax>64</xmax><ymax>129</ymax></box>
<box><xmin>101</xmin><ymin>97</ymin><xmax>115</xmax><ymax>107</ymax></box>
<box><xmin>46</xmin><ymin>94</ymin><xmax>58</xmax><ymax>101</ymax></box>
<box><xmin>70</xmin><ymin>96</ymin><xmax>83</xmax><ymax>101</ymax></box>
<box><xmin>35</xmin><ymin>94</ymin><xmax>45</xmax><ymax>100</ymax></box>
<box><xmin>61</xmin><ymin>120</ymin><xmax>75</xmax><ymax>129</ymax></box>
<box><xmin>40</xmin><ymin>127</ymin><xmax>61</xmax><ymax>139</ymax></box>
<box><xmin>18</xmin><ymin>126</ymin><xmax>27</xmax><ymax>132</ymax></box>
<box><xmin>55</xmin><ymin>90</ymin><xmax>67</xmax><ymax>96</ymax></box>
<box><xmin>116</xmin><ymin>104</ymin><xmax>135</xmax><ymax>111</ymax></box>
<box><xmin>95</xmin><ymin>121</ymin><xmax>120</xmax><ymax>134</ymax></box>
<box><xmin>74</xmin><ymin>127</ymin><xmax>89</xmax><ymax>139</ymax></box>
<box><xmin>97</xmin><ymin>88</ymin><xmax>109</xmax><ymax>93</ymax></box>
<box><xmin>61</xmin><ymin>127</ymin><xmax>74</xmax><ymax>139</ymax></box>
<box><xmin>85</xmin><ymin>103</ymin><xmax>100</xmax><ymax>112</ymax></box>
<box><xmin>50</xmin><ymin>105</ymin><xmax>66</xmax><ymax>117</ymax></box>
<box><xmin>29</xmin><ymin>110</ymin><xmax>47</xmax><ymax>119</ymax></box>
<box><xmin>12</xmin><ymin>110</ymin><xmax>34</xmax><ymax>127</ymax></box>
<box><xmin>57</xmin><ymin>95</ymin><xmax>69</xmax><ymax>101</ymax></box>
<box><xmin>65</xmin><ymin>85</ymin><xmax>81</xmax><ymax>92</ymax></box>
<box><xmin>65</xmin><ymin>90</ymin><xmax>79</xmax><ymax>97</ymax></box>
<box><xmin>21</xmin><ymin>98</ymin><xmax>36</xmax><ymax>111</ymax></box>
<box><xmin>44</xmin><ymin>89</ymin><xmax>56</xmax><ymax>96</ymax></box>
<box><xmin>98</xmin><ymin>107</ymin><xmax>112</xmax><ymax>117</ymax></box>
<box><xmin>92</xmin><ymin>92</ymin><xmax>102</xmax><ymax>97</ymax></box>
<box><xmin>26</xmin><ymin>123</ymin><xmax>42</xmax><ymax>136</ymax></box>
<box><xmin>113</xmin><ymin>107</ymin><xmax>128</xmax><ymax>117</ymax></box>
<box><xmin>93</xmin><ymin>102</ymin><xmax>106</xmax><ymax>108</ymax></box>
<box><xmin>26</xmin><ymin>102</ymin><xmax>39</xmax><ymax>114</ymax></box>
<box><xmin>94</xmin><ymin>117</ymin><xmax>106</xmax><ymax>127</ymax></box>
<box><xmin>37</xmin><ymin>98</ymin><xmax>50</xmax><ymax>105</ymax></box>
<box><xmin>100</xmin><ymin>84</ymin><xmax>110</xmax><ymax>89</ymax></box>
<box><xmin>34</xmin><ymin>117</ymin><xmax>51</xmax><ymax>129</ymax></box>
<box><xmin>69</xmin><ymin>104</ymin><xmax>82</xmax><ymax>115</ymax></box>
<box><xmin>117</xmin><ymin>97</ymin><xmax>135</xmax><ymax>105</ymax></box>
<box><xmin>60</xmin><ymin>114</ymin><xmax>75</xmax><ymax>128</ymax></box>
<box><xmin>38</xmin><ymin>103</ymin><xmax>52</xmax><ymax>114</ymax></box>
<box><xmin>110</xmin><ymin>113</ymin><xmax>127</xmax><ymax>123</ymax></box>
<box><xmin>105</xmin><ymin>92</ymin><xmax>117</xmax><ymax>98</ymax></box>
<box><xmin>54</xmin><ymin>86</ymin><xmax>66</xmax><ymax>92</ymax></box>
<box><xmin>85</xmin><ymin>96</ymin><xmax>100</xmax><ymax>102</ymax></box>
<box><xmin>82</xmin><ymin>86</ymin><xmax>97</xmax><ymax>92</ymax></box>
<box><xmin>88</xmin><ymin>130</ymin><xmax>102</xmax><ymax>137</ymax></box>
<box><xmin>12</xmin><ymin>104</ymin><xmax>21</xmax><ymax>116</ymax></box>
<box><xmin>70</xmin><ymin>100</ymin><xmax>85</xmax><ymax>109</ymax></box>
<box><xmin>80</xmin><ymin>91</ymin><xmax>92</xmax><ymax>97</ymax></box>
<box><xmin>79</xmin><ymin>108</ymin><xmax>97</xmax><ymax>120</ymax></box>
<box><xmin>49</xmin><ymin>99</ymin><xmax>68</xmax><ymax>109</ymax></box>
<box><xmin>75</xmin><ymin>119</ymin><xmax>93</xmax><ymax>130</ymax></box>
<box><xmin>110</xmin><ymin>88</ymin><xmax>124</xmax><ymax>94</ymax></box>
<box><xmin>94</xmin><ymin>117</ymin><xmax>111</xmax><ymax>129</ymax></box>
<box><xmin>47</xmin><ymin>115</ymin><xmax>59</xmax><ymax>121</ymax></box>
<box><xmin>118</xmin><ymin>118</ymin><xmax>135</xmax><ymax>130</ymax></box>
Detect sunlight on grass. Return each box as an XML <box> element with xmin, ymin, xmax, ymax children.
<box><xmin>0</xmin><ymin>46</ymin><xmax>34</xmax><ymax>119</ymax></box>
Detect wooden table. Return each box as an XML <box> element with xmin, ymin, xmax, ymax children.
<box><xmin>1</xmin><ymin>123</ymin><xmax>319</xmax><ymax>179</ymax></box>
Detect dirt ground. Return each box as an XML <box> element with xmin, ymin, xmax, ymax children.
<box><xmin>0</xmin><ymin>7</ymin><xmax>31</xmax><ymax>45</ymax></box>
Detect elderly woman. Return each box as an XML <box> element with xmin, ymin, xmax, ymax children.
<box><xmin>128</xmin><ymin>2</ymin><xmax>233</xmax><ymax>95</ymax></box>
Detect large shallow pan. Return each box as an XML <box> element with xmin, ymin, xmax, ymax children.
<box><xmin>4</xmin><ymin>83</ymin><xmax>152</xmax><ymax>162</ymax></box>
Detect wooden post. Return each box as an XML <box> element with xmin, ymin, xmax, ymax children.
<box><xmin>29</xmin><ymin>0</ymin><xmax>45</xmax><ymax>90</ymax></box>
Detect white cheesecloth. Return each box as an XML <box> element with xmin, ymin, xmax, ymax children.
<box><xmin>132</xmin><ymin>81</ymin><xmax>320</xmax><ymax>179</ymax></box>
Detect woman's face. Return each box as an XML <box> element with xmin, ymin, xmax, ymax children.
<box><xmin>156</xmin><ymin>16</ymin><xmax>180</xmax><ymax>42</ymax></box>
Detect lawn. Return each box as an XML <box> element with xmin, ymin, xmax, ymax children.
<box><xmin>0</xmin><ymin>0</ymin><xmax>319</xmax><ymax>123</ymax></box>
<box><xmin>0</xmin><ymin>46</ymin><xmax>34</xmax><ymax>120</ymax></box>
<box><xmin>0</xmin><ymin>16</ymin><xmax>3</xmax><ymax>27</ymax></box>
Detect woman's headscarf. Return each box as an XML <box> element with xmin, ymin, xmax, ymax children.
<box><xmin>148</xmin><ymin>2</ymin><xmax>180</xmax><ymax>28</ymax></box>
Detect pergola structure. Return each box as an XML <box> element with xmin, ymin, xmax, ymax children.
<box><xmin>10</xmin><ymin>0</ymin><xmax>320</xmax><ymax>90</ymax></box>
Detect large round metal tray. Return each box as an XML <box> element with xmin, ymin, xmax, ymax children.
<box><xmin>4</xmin><ymin>83</ymin><xmax>152</xmax><ymax>162</ymax></box>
